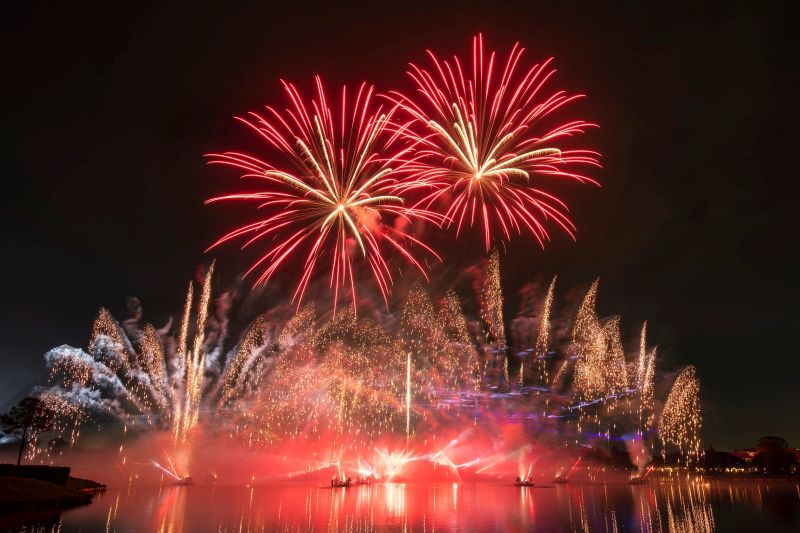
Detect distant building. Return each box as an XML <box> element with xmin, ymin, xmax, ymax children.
<box><xmin>731</xmin><ymin>448</ymin><xmax>757</xmax><ymax>462</ymax></box>
<box><xmin>703</xmin><ymin>447</ymin><xmax>748</xmax><ymax>472</ymax></box>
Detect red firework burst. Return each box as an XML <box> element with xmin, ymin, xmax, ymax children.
<box><xmin>206</xmin><ymin>77</ymin><xmax>441</xmax><ymax>308</ymax></box>
<box><xmin>389</xmin><ymin>34</ymin><xmax>601</xmax><ymax>251</ymax></box>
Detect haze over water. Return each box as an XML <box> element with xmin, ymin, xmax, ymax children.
<box><xmin>5</xmin><ymin>478</ymin><xmax>799</xmax><ymax>532</ymax></box>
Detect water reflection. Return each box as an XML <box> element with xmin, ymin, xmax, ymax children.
<box><xmin>4</xmin><ymin>478</ymin><xmax>799</xmax><ymax>532</ymax></box>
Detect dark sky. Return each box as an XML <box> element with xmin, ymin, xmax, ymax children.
<box><xmin>1</xmin><ymin>1</ymin><xmax>797</xmax><ymax>449</ymax></box>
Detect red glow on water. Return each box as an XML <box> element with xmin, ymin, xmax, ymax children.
<box><xmin>39</xmin><ymin>477</ymin><xmax>775</xmax><ymax>532</ymax></box>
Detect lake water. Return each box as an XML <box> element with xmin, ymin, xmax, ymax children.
<box><xmin>4</xmin><ymin>478</ymin><xmax>799</xmax><ymax>532</ymax></box>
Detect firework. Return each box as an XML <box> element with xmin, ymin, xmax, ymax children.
<box><xmin>602</xmin><ymin>317</ymin><xmax>629</xmax><ymax>394</ymax></box>
<box><xmin>534</xmin><ymin>275</ymin><xmax>556</xmax><ymax>382</ymax></box>
<box><xmin>36</xmin><ymin>392</ymin><xmax>86</xmax><ymax>453</ymax></box>
<box><xmin>206</xmin><ymin>77</ymin><xmax>443</xmax><ymax>310</ymax></box>
<box><xmin>633</xmin><ymin>322</ymin><xmax>657</xmax><ymax>434</ymax></box>
<box><xmin>217</xmin><ymin>315</ymin><xmax>268</xmax><ymax>406</ymax></box>
<box><xmin>480</xmin><ymin>249</ymin><xmax>506</xmax><ymax>346</ymax></box>
<box><xmin>38</xmin><ymin>259</ymin><xmax>701</xmax><ymax>479</ymax></box>
<box><xmin>641</xmin><ymin>349</ymin><xmax>656</xmax><ymax>414</ymax></box>
<box><xmin>400</xmin><ymin>283</ymin><xmax>480</xmax><ymax>396</ymax></box>
<box><xmin>177</xmin><ymin>281</ymin><xmax>193</xmax><ymax>370</ymax></box>
<box><xmin>389</xmin><ymin>34</ymin><xmax>600</xmax><ymax>250</ymax></box>
<box><xmin>660</xmin><ymin>365</ymin><xmax>703</xmax><ymax>464</ymax></box>
<box><xmin>139</xmin><ymin>324</ymin><xmax>168</xmax><ymax>410</ymax></box>
<box><xmin>89</xmin><ymin>308</ymin><xmax>135</xmax><ymax>373</ymax></box>
<box><xmin>634</xmin><ymin>322</ymin><xmax>648</xmax><ymax>390</ymax></box>
<box><xmin>572</xmin><ymin>279</ymin><xmax>627</xmax><ymax>401</ymax></box>
<box><xmin>174</xmin><ymin>261</ymin><xmax>215</xmax><ymax>445</ymax></box>
<box><xmin>244</xmin><ymin>306</ymin><xmax>408</xmax><ymax>448</ymax></box>
<box><xmin>37</xmin><ymin>265</ymin><xmax>273</xmax><ymax>472</ymax></box>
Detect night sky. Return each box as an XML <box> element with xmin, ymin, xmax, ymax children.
<box><xmin>1</xmin><ymin>1</ymin><xmax>797</xmax><ymax>449</ymax></box>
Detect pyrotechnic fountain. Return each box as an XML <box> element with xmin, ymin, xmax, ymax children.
<box><xmin>39</xmin><ymin>261</ymin><xmax>263</xmax><ymax>475</ymax></box>
<box><xmin>660</xmin><ymin>366</ymin><xmax>703</xmax><ymax>464</ymax></box>
<box><xmin>35</xmin><ymin>257</ymin><xmax>701</xmax><ymax>481</ymax></box>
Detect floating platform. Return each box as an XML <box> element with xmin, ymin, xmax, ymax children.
<box><xmin>331</xmin><ymin>481</ymin><xmax>371</xmax><ymax>488</ymax></box>
<box><xmin>331</xmin><ymin>477</ymin><xmax>373</xmax><ymax>488</ymax></box>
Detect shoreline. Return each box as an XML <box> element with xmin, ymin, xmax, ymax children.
<box><xmin>0</xmin><ymin>465</ymin><xmax>105</xmax><ymax>528</ymax></box>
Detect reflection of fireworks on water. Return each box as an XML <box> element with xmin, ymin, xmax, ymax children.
<box><xmin>38</xmin><ymin>256</ymin><xmax>701</xmax><ymax>475</ymax></box>
<box><xmin>666</xmin><ymin>486</ymin><xmax>715</xmax><ymax>533</ymax></box>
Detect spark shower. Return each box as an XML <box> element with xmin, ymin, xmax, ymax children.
<box><xmin>37</xmin><ymin>254</ymin><xmax>701</xmax><ymax>481</ymax></box>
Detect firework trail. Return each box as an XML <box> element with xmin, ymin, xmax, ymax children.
<box><xmin>206</xmin><ymin>77</ymin><xmax>443</xmax><ymax>311</ymax></box>
<box><xmin>389</xmin><ymin>34</ymin><xmax>600</xmax><ymax>251</ymax></box>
